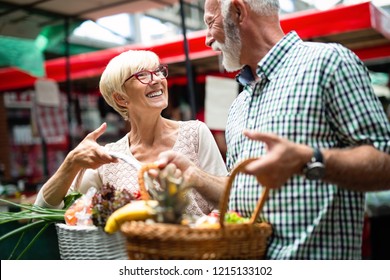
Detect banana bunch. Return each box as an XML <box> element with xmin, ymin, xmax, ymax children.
<box><xmin>104</xmin><ymin>200</ymin><xmax>158</xmax><ymax>234</ymax></box>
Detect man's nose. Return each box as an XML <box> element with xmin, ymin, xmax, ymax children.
<box><xmin>205</xmin><ymin>32</ymin><xmax>214</xmax><ymax>48</ymax></box>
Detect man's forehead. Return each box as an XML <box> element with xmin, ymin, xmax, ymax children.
<box><xmin>205</xmin><ymin>0</ymin><xmax>221</xmax><ymax>12</ymax></box>
<box><xmin>204</xmin><ymin>0</ymin><xmax>221</xmax><ymax>20</ymax></box>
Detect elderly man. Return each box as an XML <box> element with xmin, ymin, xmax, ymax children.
<box><xmin>157</xmin><ymin>0</ymin><xmax>390</xmax><ymax>259</ymax></box>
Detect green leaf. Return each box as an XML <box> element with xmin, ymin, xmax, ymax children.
<box><xmin>0</xmin><ymin>196</ymin><xmax>69</xmax><ymax>259</ymax></box>
<box><xmin>0</xmin><ymin>220</ymin><xmax>47</xmax><ymax>242</ymax></box>
<box><xmin>16</xmin><ymin>222</ymin><xmax>51</xmax><ymax>260</ymax></box>
<box><xmin>63</xmin><ymin>191</ymin><xmax>83</xmax><ymax>209</ymax></box>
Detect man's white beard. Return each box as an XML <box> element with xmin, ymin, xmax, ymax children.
<box><xmin>212</xmin><ymin>19</ymin><xmax>243</xmax><ymax>72</ymax></box>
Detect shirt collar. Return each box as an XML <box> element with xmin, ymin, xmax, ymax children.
<box><xmin>235</xmin><ymin>65</ymin><xmax>255</xmax><ymax>87</ymax></box>
<box><xmin>235</xmin><ymin>31</ymin><xmax>301</xmax><ymax>87</ymax></box>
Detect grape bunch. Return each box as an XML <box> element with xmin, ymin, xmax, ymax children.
<box><xmin>91</xmin><ymin>184</ymin><xmax>134</xmax><ymax>227</ymax></box>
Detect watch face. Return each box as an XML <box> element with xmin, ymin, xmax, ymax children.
<box><xmin>305</xmin><ymin>163</ymin><xmax>325</xmax><ymax>180</ymax></box>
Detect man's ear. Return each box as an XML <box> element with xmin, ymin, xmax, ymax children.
<box><xmin>231</xmin><ymin>0</ymin><xmax>247</xmax><ymax>24</ymax></box>
<box><xmin>113</xmin><ymin>93</ymin><xmax>128</xmax><ymax>107</ymax></box>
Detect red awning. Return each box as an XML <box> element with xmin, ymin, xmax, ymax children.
<box><xmin>0</xmin><ymin>1</ymin><xmax>389</xmax><ymax>92</ymax></box>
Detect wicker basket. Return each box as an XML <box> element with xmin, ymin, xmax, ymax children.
<box><xmin>55</xmin><ymin>223</ymin><xmax>127</xmax><ymax>260</ymax></box>
<box><xmin>121</xmin><ymin>158</ymin><xmax>272</xmax><ymax>260</ymax></box>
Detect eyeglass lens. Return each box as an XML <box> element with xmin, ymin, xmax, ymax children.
<box><xmin>137</xmin><ymin>66</ymin><xmax>168</xmax><ymax>84</ymax></box>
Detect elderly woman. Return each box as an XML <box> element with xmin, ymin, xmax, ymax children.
<box><xmin>34</xmin><ymin>50</ymin><xmax>227</xmax><ymax>216</ymax></box>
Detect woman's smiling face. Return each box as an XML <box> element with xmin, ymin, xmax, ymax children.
<box><xmin>123</xmin><ymin>64</ymin><xmax>169</xmax><ymax>115</ymax></box>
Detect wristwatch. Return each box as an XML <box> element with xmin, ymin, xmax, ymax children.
<box><xmin>303</xmin><ymin>148</ymin><xmax>325</xmax><ymax>180</ymax></box>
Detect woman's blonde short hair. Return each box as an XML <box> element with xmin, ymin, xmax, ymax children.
<box><xmin>99</xmin><ymin>50</ymin><xmax>161</xmax><ymax>120</ymax></box>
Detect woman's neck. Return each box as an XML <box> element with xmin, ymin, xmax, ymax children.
<box><xmin>127</xmin><ymin>117</ymin><xmax>179</xmax><ymax>163</ymax></box>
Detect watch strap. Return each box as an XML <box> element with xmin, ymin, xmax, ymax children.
<box><xmin>312</xmin><ymin>148</ymin><xmax>323</xmax><ymax>163</ymax></box>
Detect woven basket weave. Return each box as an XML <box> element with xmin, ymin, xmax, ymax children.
<box><xmin>121</xmin><ymin>158</ymin><xmax>272</xmax><ymax>260</ymax></box>
<box><xmin>55</xmin><ymin>223</ymin><xmax>127</xmax><ymax>260</ymax></box>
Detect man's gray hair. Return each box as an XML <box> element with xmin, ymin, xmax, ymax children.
<box><xmin>221</xmin><ymin>0</ymin><xmax>280</xmax><ymax>17</ymax></box>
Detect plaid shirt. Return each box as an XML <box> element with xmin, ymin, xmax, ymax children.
<box><xmin>225</xmin><ymin>31</ymin><xmax>390</xmax><ymax>259</ymax></box>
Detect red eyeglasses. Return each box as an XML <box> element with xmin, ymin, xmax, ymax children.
<box><xmin>123</xmin><ymin>65</ymin><xmax>168</xmax><ymax>85</ymax></box>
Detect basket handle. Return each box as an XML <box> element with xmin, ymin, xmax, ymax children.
<box><xmin>218</xmin><ymin>158</ymin><xmax>269</xmax><ymax>228</ymax></box>
<box><xmin>137</xmin><ymin>163</ymin><xmax>159</xmax><ymax>200</ymax></box>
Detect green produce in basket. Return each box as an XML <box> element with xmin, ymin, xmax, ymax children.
<box><xmin>224</xmin><ymin>211</ymin><xmax>250</xmax><ymax>224</ymax></box>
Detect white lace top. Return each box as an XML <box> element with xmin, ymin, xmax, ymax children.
<box><xmin>36</xmin><ymin>120</ymin><xmax>228</xmax><ymax>216</ymax></box>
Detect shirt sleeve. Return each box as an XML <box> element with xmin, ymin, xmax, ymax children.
<box><xmin>325</xmin><ymin>47</ymin><xmax>390</xmax><ymax>153</ymax></box>
<box><xmin>74</xmin><ymin>168</ymin><xmax>103</xmax><ymax>194</ymax></box>
<box><xmin>197</xmin><ymin>121</ymin><xmax>228</xmax><ymax>176</ymax></box>
<box><xmin>34</xmin><ymin>187</ymin><xmax>64</xmax><ymax>209</ymax></box>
